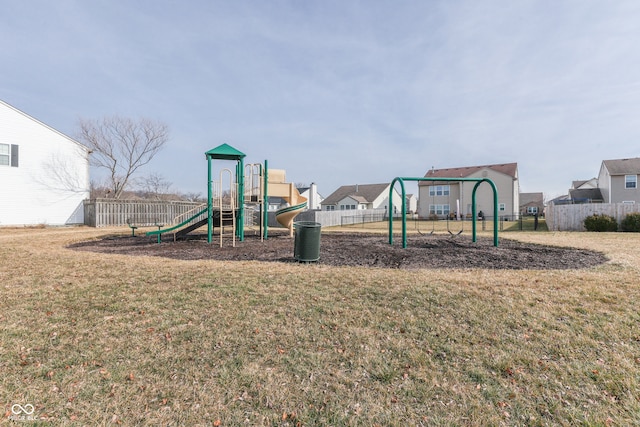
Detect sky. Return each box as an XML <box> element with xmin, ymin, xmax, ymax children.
<box><xmin>2</xmin><ymin>0</ymin><xmax>640</xmax><ymax>201</ymax></box>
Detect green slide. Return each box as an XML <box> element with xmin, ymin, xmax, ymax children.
<box><xmin>146</xmin><ymin>207</ymin><xmax>209</xmax><ymax>243</ymax></box>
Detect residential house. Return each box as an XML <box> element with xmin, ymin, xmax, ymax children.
<box><xmin>417</xmin><ymin>163</ymin><xmax>519</xmax><ymax>219</ymax></box>
<box><xmin>572</xmin><ymin>178</ymin><xmax>598</xmax><ymax>190</ymax></box>
<box><xmin>552</xmin><ymin>158</ymin><xmax>640</xmax><ymax>206</ymax></box>
<box><xmin>267</xmin><ymin>183</ymin><xmax>323</xmax><ymax>211</ymax></box>
<box><xmin>598</xmin><ymin>157</ymin><xmax>640</xmax><ymax>204</ymax></box>
<box><xmin>0</xmin><ymin>100</ymin><xmax>90</xmax><ymax>226</ymax></box>
<box><xmin>549</xmin><ymin>178</ymin><xmax>603</xmax><ymax>205</ymax></box>
<box><xmin>519</xmin><ymin>192</ymin><xmax>544</xmax><ymax>216</ymax></box>
<box><xmin>406</xmin><ymin>193</ymin><xmax>418</xmax><ymax>214</ymax></box>
<box><xmin>266</xmin><ymin>196</ymin><xmax>287</xmax><ymax>211</ymax></box>
<box><xmin>321</xmin><ymin>183</ymin><xmax>403</xmax><ymax>213</ymax></box>
<box><xmin>569</xmin><ymin>178</ymin><xmax>603</xmax><ymax>204</ymax></box>
<box><xmin>298</xmin><ymin>183</ymin><xmax>323</xmax><ymax>210</ymax></box>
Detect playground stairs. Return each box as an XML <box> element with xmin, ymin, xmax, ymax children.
<box><xmin>219</xmin><ymin>207</ymin><xmax>236</xmax><ymax>247</ymax></box>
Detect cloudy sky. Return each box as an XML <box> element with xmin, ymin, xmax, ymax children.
<box><xmin>2</xmin><ymin>0</ymin><xmax>640</xmax><ymax>200</ymax></box>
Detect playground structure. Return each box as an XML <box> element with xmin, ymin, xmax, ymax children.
<box><xmin>388</xmin><ymin>176</ymin><xmax>499</xmax><ymax>248</ymax></box>
<box><xmin>146</xmin><ymin>144</ymin><xmax>307</xmax><ymax>245</ymax></box>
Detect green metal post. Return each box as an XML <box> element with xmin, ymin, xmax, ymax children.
<box><xmin>258</xmin><ymin>163</ymin><xmax>263</xmax><ymax>239</ymax></box>
<box><xmin>472</xmin><ymin>184</ymin><xmax>478</xmax><ymax>242</ymax></box>
<box><xmin>488</xmin><ymin>179</ymin><xmax>499</xmax><ymax>247</ymax></box>
<box><xmin>471</xmin><ymin>179</ymin><xmax>499</xmax><ymax>246</ymax></box>
<box><xmin>207</xmin><ymin>155</ymin><xmax>213</xmax><ymax>243</ymax></box>
<box><xmin>237</xmin><ymin>158</ymin><xmax>245</xmax><ymax>241</ymax></box>
<box><xmin>388</xmin><ymin>186</ymin><xmax>392</xmax><ymax>245</ymax></box>
<box><xmin>388</xmin><ymin>177</ymin><xmax>408</xmax><ymax>248</ymax></box>
<box><xmin>263</xmin><ymin>160</ymin><xmax>269</xmax><ymax>240</ymax></box>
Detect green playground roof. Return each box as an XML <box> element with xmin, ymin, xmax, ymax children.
<box><xmin>205</xmin><ymin>143</ymin><xmax>246</xmax><ymax>160</ymax></box>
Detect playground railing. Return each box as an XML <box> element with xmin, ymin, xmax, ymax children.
<box><xmin>171</xmin><ymin>203</ymin><xmax>208</xmax><ymax>226</ymax></box>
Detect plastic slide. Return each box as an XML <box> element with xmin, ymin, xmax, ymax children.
<box><xmin>268</xmin><ymin>169</ymin><xmax>308</xmax><ymax>235</ymax></box>
<box><xmin>275</xmin><ymin>198</ymin><xmax>308</xmax><ymax>231</ymax></box>
<box><xmin>146</xmin><ymin>207</ymin><xmax>208</xmax><ymax>243</ymax></box>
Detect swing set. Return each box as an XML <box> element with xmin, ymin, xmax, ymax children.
<box><xmin>416</xmin><ymin>182</ymin><xmax>465</xmax><ymax>236</ymax></box>
<box><xmin>389</xmin><ymin>176</ymin><xmax>499</xmax><ymax>248</ymax></box>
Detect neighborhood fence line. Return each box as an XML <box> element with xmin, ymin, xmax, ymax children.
<box><xmin>85</xmin><ymin>201</ymin><xmax>392</xmax><ymax>229</ymax></box>
<box><xmin>267</xmin><ymin>208</ymin><xmax>389</xmax><ymax>228</ymax></box>
<box><xmin>83</xmin><ymin>199</ymin><xmax>204</xmax><ymax>227</ymax></box>
<box><xmin>546</xmin><ymin>202</ymin><xmax>640</xmax><ymax>231</ymax></box>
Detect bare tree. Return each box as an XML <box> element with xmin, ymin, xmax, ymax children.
<box><xmin>179</xmin><ymin>192</ymin><xmax>205</xmax><ymax>203</ymax></box>
<box><xmin>77</xmin><ymin>116</ymin><xmax>169</xmax><ymax>199</ymax></box>
<box><xmin>138</xmin><ymin>172</ymin><xmax>172</xmax><ymax>200</ymax></box>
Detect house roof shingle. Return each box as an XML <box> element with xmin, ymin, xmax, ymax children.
<box><xmin>519</xmin><ymin>192</ymin><xmax>544</xmax><ymax>205</ymax></box>
<box><xmin>419</xmin><ymin>162</ymin><xmax>518</xmax><ymax>185</ymax></box>
<box><xmin>569</xmin><ymin>188</ymin><xmax>603</xmax><ymax>202</ymax></box>
<box><xmin>322</xmin><ymin>183</ymin><xmax>389</xmax><ymax>205</ymax></box>
<box><xmin>603</xmin><ymin>157</ymin><xmax>640</xmax><ymax>175</ymax></box>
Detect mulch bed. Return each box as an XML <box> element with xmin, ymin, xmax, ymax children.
<box><xmin>68</xmin><ymin>230</ymin><xmax>608</xmax><ymax>270</ymax></box>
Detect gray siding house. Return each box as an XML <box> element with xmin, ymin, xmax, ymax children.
<box><xmin>598</xmin><ymin>157</ymin><xmax>640</xmax><ymax>204</ymax></box>
<box><xmin>519</xmin><ymin>192</ymin><xmax>544</xmax><ymax>216</ymax></box>
<box><xmin>417</xmin><ymin>163</ymin><xmax>519</xmax><ymax>219</ymax></box>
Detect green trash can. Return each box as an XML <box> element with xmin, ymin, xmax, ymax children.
<box><xmin>293</xmin><ymin>221</ymin><xmax>321</xmax><ymax>262</ymax></box>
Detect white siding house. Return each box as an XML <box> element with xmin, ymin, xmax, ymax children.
<box><xmin>298</xmin><ymin>183</ymin><xmax>324</xmax><ymax>210</ymax></box>
<box><xmin>321</xmin><ymin>183</ymin><xmax>403</xmax><ymax>213</ymax></box>
<box><xmin>406</xmin><ymin>194</ymin><xmax>418</xmax><ymax>214</ymax></box>
<box><xmin>0</xmin><ymin>100</ymin><xmax>90</xmax><ymax>226</ymax></box>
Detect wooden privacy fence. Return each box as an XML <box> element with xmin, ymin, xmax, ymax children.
<box><xmin>84</xmin><ymin>199</ymin><xmax>204</xmax><ymax>227</ymax></box>
<box><xmin>546</xmin><ymin>202</ymin><xmax>640</xmax><ymax>231</ymax></box>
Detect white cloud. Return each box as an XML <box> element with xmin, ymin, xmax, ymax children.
<box><xmin>2</xmin><ymin>0</ymin><xmax>640</xmax><ymax>199</ymax></box>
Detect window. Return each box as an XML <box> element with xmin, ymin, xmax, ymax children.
<box><xmin>0</xmin><ymin>144</ymin><xmax>9</xmax><ymax>166</ymax></box>
<box><xmin>429</xmin><ymin>204</ymin><xmax>450</xmax><ymax>216</ymax></box>
<box><xmin>325</xmin><ymin>205</ymin><xmax>335</xmax><ymax>211</ymax></box>
<box><xmin>499</xmin><ymin>203</ymin><xmax>506</xmax><ymax>211</ymax></box>
<box><xmin>429</xmin><ymin>185</ymin><xmax>450</xmax><ymax>196</ymax></box>
<box><xmin>625</xmin><ymin>175</ymin><xmax>637</xmax><ymax>189</ymax></box>
<box><xmin>527</xmin><ymin>206</ymin><xmax>538</xmax><ymax>214</ymax></box>
<box><xmin>0</xmin><ymin>144</ymin><xmax>18</xmax><ymax>167</ymax></box>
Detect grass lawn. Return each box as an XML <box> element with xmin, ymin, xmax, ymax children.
<box><xmin>1</xmin><ymin>226</ymin><xmax>639</xmax><ymax>425</ymax></box>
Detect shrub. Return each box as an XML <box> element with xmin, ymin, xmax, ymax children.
<box><xmin>583</xmin><ymin>214</ymin><xmax>618</xmax><ymax>232</ymax></box>
<box><xmin>621</xmin><ymin>212</ymin><xmax>640</xmax><ymax>232</ymax></box>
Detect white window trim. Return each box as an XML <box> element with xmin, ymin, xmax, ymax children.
<box><xmin>625</xmin><ymin>174</ymin><xmax>637</xmax><ymax>189</ymax></box>
<box><xmin>0</xmin><ymin>143</ymin><xmax>9</xmax><ymax>166</ymax></box>
<box><xmin>429</xmin><ymin>185</ymin><xmax>450</xmax><ymax>197</ymax></box>
<box><xmin>429</xmin><ymin>204</ymin><xmax>451</xmax><ymax>216</ymax></box>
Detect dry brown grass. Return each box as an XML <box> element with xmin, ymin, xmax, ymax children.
<box><xmin>1</xmin><ymin>226</ymin><xmax>639</xmax><ymax>425</ymax></box>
